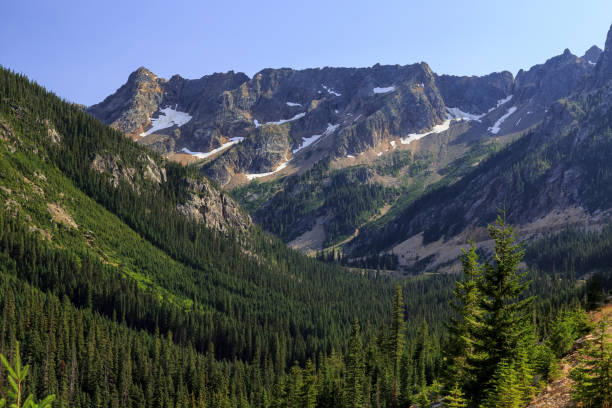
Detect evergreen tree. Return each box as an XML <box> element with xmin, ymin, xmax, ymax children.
<box><xmin>301</xmin><ymin>359</ymin><xmax>317</xmax><ymax>408</ymax></box>
<box><xmin>0</xmin><ymin>342</ymin><xmax>55</xmax><ymax>408</ymax></box>
<box><xmin>445</xmin><ymin>243</ymin><xmax>482</xmax><ymax>388</ymax></box>
<box><xmin>570</xmin><ymin>317</ymin><xmax>612</xmax><ymax>408</ymax></box>
<box><xmin>468</xmin><ymin>215</ymin><xmax>533</xmax><ymax>402</ymax></box>
<box><xmin>479</xmin><ymin>359</ymin><xmax>522</xmax><ymax>408</ymax></box>
<box><xmin>443</xmin><ymin>383</ymin><xmax>467</xmax><ymax>408</ymax></box>
<box><xmin>345</xmin><ymin>320</ymin><xmax>365</xmax><ymax>408</ymax></box>
<box><xmin>389</xmin><ymin>284</ymin><xmax>405</xmax><ymax>406</ymax></box>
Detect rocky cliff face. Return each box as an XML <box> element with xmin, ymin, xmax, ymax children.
<box><xmin>89</xmin><ymin>45</ymin><xmax>597</xmax><ymax>188</ymax></box>
<box><xmin>89</xmin><ymin>150</ymin><xmax>251</xmax><ymax>234</ymax></box>
<box><xmin>583</xmin><ymin>45</ymin><xmax>603</xmax><ymax>65</ymax></box>
<box><xmin>346</xmin><ymin>25</ymin><xmax>612</xmax><ymax>271</ymax></box>
<box><xmin>593</xmin><ymin>28</ymin><xmax>612</xmax><ymax>87</ymax></box>
<box><xmin>88</xmin><ymin>68</ymin><xmax>165</xmax><ymax>137</ymax></box>
<box><xmin>87</xmin><ymin>29</ymin><xmax>611</xmax><ymax>261</ymax></box>
<box><xmin>176</xmin><ymin>177</ymin><xmax>251</xmax><ymax>233</ymax></box>
<box><xmin>514</xmin><ymin>49</ymin><xmax>593</xmax><ymax>107</ymax></box>
<box><xmin>435</xmin><ymin>71</ymin><xmax>514</xmax><ymax>113</ymax></box>
<box><xmin>88</xmin><ymin>63</ymin><xmax>519</xmax><ymax>187</ymax></box>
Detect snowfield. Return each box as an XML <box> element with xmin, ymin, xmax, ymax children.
<box><xmin>487</xmin><ymin>95</ymin><xmax>513</xmax><ymax>113</ymax></box>
<box><xmin>140</xmin><ymin>107</ymin><xmax>192</xmax><ymax>137</ymax></box>
<box><xmin>292</xmin><ymin>134</ymin><xmax>321</xmax><ymax>154</ymax></box>
<box><xmin>446</xmin><ymin>107</ymin><xmax>485</xmax><ymax>122</ymax></box>
<box><xmin>246</xmin><ymin>159</ymin><xmax>291</xmax><ymax>180</ymax></box>
<box><xmin>400</xmin><ymin>119</ymin><xmax>452</xmax><ymax>145</ymax></box>
<box><xmin>286</xmin><ymin>102</ymin><xmax>302</xmax><ymax>107</ymax></box>
<box><xmin>181</xmin><ymin>137</ymin><xmax>244</xmax><ymax>159</ymax></box>
<box><xmin>488</xmin><ymin>106</ymin><xmax>517</xmax><ymax>134</ymax></box>
<box><xmin>255</xmin><ymin>113</ymin><xmax>306</xmax><ymax>128</ymax></box>
<box><xmin>322</xmin><ymin>85</ymin><xmax>341</xmax><ymax>96</ymax></box>
<box><xmin>373</xmin><ymin>86</ymin><xmax>396</xmax><ymax>94</ymax></box>
<box><xmin>292</xmin><ymin>123</ymin><xmax>339</xmax><ymax>154</ymax></box>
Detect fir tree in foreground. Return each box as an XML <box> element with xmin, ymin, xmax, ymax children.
<box><xmin>0</xmin><ymin>342</ymin><xmax>55</xmax><ymax>408</ymax></box>
<box><xmin>570</xmin><ymin>317</ymin><xmax>612</xmax><ymax>408</ymax></box>
<box><xmin>445</xmin><ymin>214</ymin><xmax>534</xmax><ymax>406</ymax></box>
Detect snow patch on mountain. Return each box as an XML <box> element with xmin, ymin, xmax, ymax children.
<box><xmin>266</xmin><ymin>113</ymin><xmax>306</xmax><ymax>126</ymax></box>
<box><xmin>487</xmin><ymin>95</ymin><xmax>514</xmax><ymax>113</ymax></box>
<box><xmin>140</xmin><ymin>107</ymin><xmax>192</xmax><ymax>137</ymax></box>
<box><xmin>286</xmin><ymin>102</ymin><xmax>302</xmax><ymax>107</ymax></box>
<box><xmin>322</xmin><ymin>85</ymin><xmax>341</xmax><ymax>96</ymax></box>
<box><xmin>373</xmin><ymin>86</ymin><xmax>396</xmax><ymax>94</ymax></box>
<box><xmin>293</xmin><ymin>134</ymin><xmax>321</xmax><ymax>154</ymax></box>
<box><xmin>400</xmin><ymin>119</ymin><xmax>452</xmax><ymax>145</ymax></box>
<box><xmin>488</xmin><ymin>106</ymin><xmax>517</xmax><ymax>134</ymax></box>
<box><xmin>182</xmin><ymin>137</ymin><xmax>244</xmax><ymax>159</ymax></box>
<box><xmin>293</xmin><ymin>123</ymin><xmax>340</xmax><ymax>154</ymax></box>
<box><xmin>446</xmin><ymin>107</ymin><xmax>485</xmax><ymax>122</ymax></box>
<box><xmin>254</xmin><ymin>113</ymin><xmax>306</xmax><ymax>128</ymax></box>
<box><xmin>246</xmin><ymin>159</ymin><xmax>291</xmax><ymax>180</ymax></box>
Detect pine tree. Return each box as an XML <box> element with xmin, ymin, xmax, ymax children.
<box><xmin>479</xmin><ymin>359</ymin><xmax>522</xmax><ymax>408</ymax></box>
<box><xmin>301</xmin><ymin>359</ymin><xmax>317</xmax><ymax>408</ymax></box>
<box><xmin>345</xmin><ymin>320</ymin><xmax>365</xmax><ymax>408</ymax></box>
<box><xmin>0</xmin><ymin>342</ymin><xmax>55</xmax><ymax>408</ymax></box>
<box><xmin>570</xmin><ymin>317</ymin><xmax>612</xmax><ymax>408</ymax></box>
<box><xmin>444</xmin><ymin>383</ymin><xmax>467</xmax><ymax>408</ymax></box>
<box><xmin>445</xmin><ymin>243</ymin><xmax>482</xmax><ymax>387</ymax></box>
<box><xmin>468</xmin><ymin>215</ymin><xmax>533</xmax><ymax>402</ymax></box>
<box><xmin>389</xmin><ymin>284</ymin><xmax>405</xmax><ymax>406</ymax></box>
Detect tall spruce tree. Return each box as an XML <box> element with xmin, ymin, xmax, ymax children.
<box><xmin>445</xmin><ymin>243</ymin><xmax>482</xmax><ymax>388</ymax></box>
<box><xmin>345</xmin><ymin>320</ymin><xmax>365</xmax><ymax>408</ymax></box>
<box><xmin>0</xmin><ymin>342</ymin><xmax>55</xmax><ymax>408</ymax></box>
<box><xmin>389</xmin><ymin>284</ymin><xmax>406</xmax><ymax>407</ymax></box>
<box><xmin>468</xmin><ymin>215</ymin><xmax>533</xmax><ymax>402</ymax></box>
<box><xmin>570</xmin><ymin>317</ymin><xmax>612</xmax><ymax>408</ymax></box>
<box><xmin>444</xmin><ymin>383</ymin><xmax>468</xmax><ymax>408</ymax></box>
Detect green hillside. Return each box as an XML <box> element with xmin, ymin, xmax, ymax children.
<box><xmin>0</xmin><ymin>67</ymin><xmax>610</xmax><ymax>407</ymax></box>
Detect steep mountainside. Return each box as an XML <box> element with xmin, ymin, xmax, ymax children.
<box><xmin>344</xmin><ymin>26</ymin><xmax>612</xmax><ymax>272</ymax></box>
<box><xmin>88</xmin><ymin>45</ymin><xmax>602</xmax><ymax>253</ymax></box>
<box><xmin>89</xmin><ymin>48</ymin><xmax>599</xmax><ymax>187</ymax></box>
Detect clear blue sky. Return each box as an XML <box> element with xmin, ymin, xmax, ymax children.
<box><xmin>2</xmin><ymin>0</ymin><xmax>611</xmax><ymax>106</ymax></box>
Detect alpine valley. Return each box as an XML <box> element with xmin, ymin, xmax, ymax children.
<box><xmin>1</xmin><ymin>12</ymin><xmax>612</xmax><ymax>408</ymax></box>
<box><xmin>88</xmin><ymin>39</ymin><xmax>611</xmax><ymax>273</ymax></box>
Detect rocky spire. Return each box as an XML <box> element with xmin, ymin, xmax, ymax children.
<box><xmin>593</xmin><ymin>24</ymin><xmax>612</xmax><ymax>86</ymax></box>
<box><xmin>582</xmin><ymin>45</ymin><xmax>603</xmax><ymax>65</ymax></box>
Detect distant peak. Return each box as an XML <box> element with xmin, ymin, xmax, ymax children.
<box><xmin>128</xmin><ymin>67</ymin><xmax>157</xmax><ymax>82</ymax></box>
<box><xmin>593</xmin><ymin>23</ymin><xmax>612</xmax><ymax>85</ymax></box>
<box><xmin>583</xmin><ymin>45</ymin><xmax>603</xmax><ymax>64</ymax></box>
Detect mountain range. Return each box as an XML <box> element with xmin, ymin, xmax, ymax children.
<box><xmin>86</xmin><ymin>38</ymin><xmax>612</xmax><ymax>273</ymax></box>
<box><xmin>2</xmin><ymin>15</ymin><xmax>612</xmax><ymax>408</ymax></box>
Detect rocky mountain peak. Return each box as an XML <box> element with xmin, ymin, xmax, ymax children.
<box><xmin>513</xmin><ymin>48</ymin><xmax>589</xmax><ymax>106</ymax></box>
<box><xmin>582</xmin><ymin>45</ymin><xmax>603</xmax><ymax>64</ymax></box>
<box><xmin>87</xmin><ymin>67</ymin><xmax>164</xmax><ymax>137</ymax></box>
<box><xmin>593</xmin><ymin>24</ymin><xmax>612</xmax><ymax>85</ymax></box>
<box><xmin>128</xmin><ymin>66</ymin><xmax>160</xmax><ymax>83</ymax></box>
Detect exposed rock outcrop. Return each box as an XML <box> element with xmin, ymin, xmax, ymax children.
<box><xmin>87</xmin><ymin>67</ymin><xmax>165</xmax><ymax>137</ymax></box>
<box><xmin>90</xmin><ymin>48</ymin><xmax>597</xmax><ymax>188</ymax></box>
<box><xmin>176</xmin><ymin>178</ymin><xmax>251</xmax><ymax>233</ymax></box>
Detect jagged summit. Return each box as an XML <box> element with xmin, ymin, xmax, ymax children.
<box><xmin>88</xmin><ymin>43</ymin><xmax>597</xmax><ymax>191</ymax></box>
<box><xmin>593</xmin><ymin>23</ymin><xmax>612</xmax><ymax>86</ymax></box>
<box><xmin>583</xmin><ymin>44</ymin><xmax>603</xmax><ymax>64</ymax></box>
